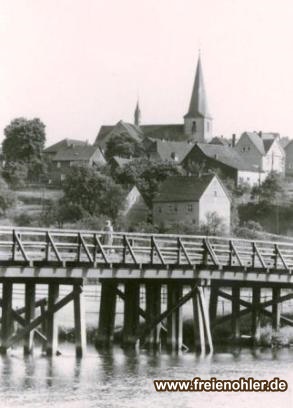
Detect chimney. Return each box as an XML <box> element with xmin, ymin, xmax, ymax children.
<box><xmin>232</xmin><ymin>134</ymin><xmax>236</xmax><ymax>147</ymax></box>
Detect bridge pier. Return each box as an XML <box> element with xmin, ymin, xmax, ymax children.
<box><xmin>166</xmin><ymin>283</ymin><xmax>183</xmax><ymax>352</ymax></box>
<box><xmin>73</xmin><ymin>284</ymin><xmax>87</xmax><ymax>357</ymax></box>
<box><xmin>122</xmin><ymin>281</ymin><xmax>140</xmax><ymax>348</ymax></box>
<box><xmin>251</xmin><ymin>287</ymin><xmax>261</xmax><ymax>343</ymax></box>
<box><xmin>46</xmin><ymin>283</ymin><xmax>60</xmax><ymax>356</ymax></box>
<box><xmin>272</xmin><ymin>287</ymin><xmax>281</xmax><ymax>332</ymax></box>
<box><xmin>24</xmin><ymin>283</ymin><xmax>36</xmax><ymax>355</ymax></box>
<box><xmin>0</xmin><ymin>281</ymin><xmax>13</xmax><ymax>355</ymax></box>
<box><xmin>209</xmin><ymin>285</ymin><xmax>219</xmax><ymax>325</ymax></box>
<box><xmin>96</xmin><ymin>281</ymin><xmax>117</xmax><ymax>347</ymax></box>
<box><xmin>145</xmin><ymin>283</ymin><xmax>161</xmax><ymax>350</ymax></box>
<box><xmin>231</xmin><ymin>286</ymin><xmax>241</xmax><ymax>341</ymax></box>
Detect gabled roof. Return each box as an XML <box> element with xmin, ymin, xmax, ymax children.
<box><xmin>184</xmin><ymin>55</ymin><xmax>211</xmax><ymax>119</ymax></box>
<box><xmin>141</xmin><ymin>124</ymin><xmax>186</xmax><ymax>141</ymax></box>
<box><xmin>153</xmin><ymin>174</ymin><xmax>227</xmax><ymax>203</ymax></box>
<box><xmin>194</xmin><ymin>143</ymin><xmax>259</xmax><ymax>172</ymax></box>
<box><xmin>111</xmin><ymin>156</ymin><xmax>132</xmax><ymax>168</ymax></box>
<box><xmin>44</xmin><ymin>138</ymin><xmax>87</xmax><ymax>153</ymax></box>
<box><xmin>53</xmin><ymin>145</ymin><xmax>102</xmax><ymax>162</ymax></box>
<box><xmin>243</xmin><ymin>132</ymin><xmax>266</xmax><ymax>155</ymax></box>
<box><xmin>147</xmin><ymin>139</ymin><xmax>194</xmax><ymax>163</ymax></box>
<box><xmin>209</xmin><ymin>136</ymin><xmax>229</xmax><ymax>146</ymax></box>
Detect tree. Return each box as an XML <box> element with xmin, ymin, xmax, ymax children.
<box><xmin>0</xmin><ymin>177</ymin><xmax>15</xmax><ymax>215</ymax></box>
<box><xmin>61</xmin><ymin>166</ymin><xmax>126</xmax><ymax>220</ymax></box>
<box><xmin>3</xmin><ymin>118</ymin><xmax>46</xmax><ymax>182</ymax></box>
<box><xmin>251</xmin><ymin>171</ymin><xmax>285</xmax><ymax>205</ymax></box>
<box><xmin>200</xmin><ymin>211</ymin><xmax>227</xmax><ymax>235</ymax></box>
<box><xmin>105</xmin><ymin>134</ymin><xmax>144</xmax><ymax>161</ymax></box>
<box><xmin>114</xmin><ymin>158</ymin><xmax>182</xmax><ymax>206</ymax></box>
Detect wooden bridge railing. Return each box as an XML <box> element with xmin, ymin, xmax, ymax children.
<box><xmin>0</xmin><ymin>226</ymin><xmax>292</xmax><ymax>273</ymax></box>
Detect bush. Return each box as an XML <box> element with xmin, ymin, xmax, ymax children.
<box><xmin>13</xmin><ymin>213</ymin><xmax>33</xmax><ymax>227</ymax></box>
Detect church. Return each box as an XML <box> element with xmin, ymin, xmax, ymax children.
<box><xmin>94</xmin><ymin>55</ymin><xmax>213</xmax><ymax>149</ymax></box>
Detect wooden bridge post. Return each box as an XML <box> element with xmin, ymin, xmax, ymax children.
<box><xmin>73</xmin><ymin>284</ymin><xmax>87</xmax><ymax>357</ymax></box>
<box><xmin>0</xmin><ymin>281</ymin><xmax>13</xmax><ymax>354</ymax></box>
<box><xmin>96</xmin><ymin>281</ymin><xmax>117</xmax><ymax>347</ymax></box>
<box><xmin>166</xmin><ymin>283</ymin><xmax>183</xmax><ymax>352</ymax></box>
<box><xmin>272</xmin><ymin>287</ymin><xmax>281</xmax><ymax>332</ymax></box>
<box><xmin>231</xmin><ymin>286</ymin><xmax>241</xmax><ymax>341</ymax></box>
<box><xmin>192</xmin><ymin>287</ymin><xmax>206</xmax><ymax>354</ymax></box>
<box><xmin>24</xmin><ymin>283</ymin><xmax>36</xmax><ymax>355</ymax></box>
<box><xmin>251</xmin><ymin>287</ymin><xmax>261</xmax><ymax>343</ymax></box>
<box><xmin>46</xmin><ymin>283</ymin><xmax>60</xmax><ymax>356</ymax></box>
<box><xmin>122</xmin><ymin>281</ymin><xmax>140</xmax><ymax>348</ymax></box>
<box><xmin>209</xmin><ymin>285</ymin><xmax>219</xmax><ymax>325</ymax></box>
<box><xmin>145</xmin><ymin>282</ymin><xmax>161</xmax><ymax>350</ymax></box>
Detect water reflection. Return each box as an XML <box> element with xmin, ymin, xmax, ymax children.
<box><xmin>0</xmin><ymin>345</ymin><xmax>292</xmax><ymax>408</ymax></box>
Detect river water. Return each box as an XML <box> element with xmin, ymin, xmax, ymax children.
<box><xmin>0</xmin><ymin>345</ymin><xmax>292</xmax><ymax>408</ymax></box>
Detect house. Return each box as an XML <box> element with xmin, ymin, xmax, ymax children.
<box><xmin>285</xmin><ymin>140</ymin><xmax>293</xmax><ymax>177</ymax></box>
<box><xmin>121</xmin><ymin>186</ymin><xmax>149</xmax><ymax>224</ymax></box>
<box><xmin>49</xmin><ymin>144</ymin><xmax>106</xmax><ymax>184</ymax></box>
<box><xmin>235</xmin><ymin>132</ymin><xmax>285</xmax><ymax>175</ymax></box>
<box><xmin>153</xmin><ymin>174</ymin><xmax>231</xmax><ymax>232</ymax></box>
<box><xmin>43</xmin><ymin>138</ymin><xmax>87</xmax><ymax>160</ymax></box>
<box><xmin>95</xmin><ymin>54</ymin><xmax>213</xmax><ymax>148</ymax></box>
<box><xmin>143</xmin><ymin>137</ymin><xmax>194</xmax><ymax>163</ymax></box>
<box><xmin>182</xmin><ymin>143</ymin><xmax>264</xmax><ymax>186</ymax></box>
<box><xmin>109</xmin><ymin>156</ymin><xmax>133</xmax><ymax>171</ymax></box>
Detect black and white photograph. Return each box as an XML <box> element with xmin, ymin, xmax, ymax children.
<box><xmin>0</xmin><ymin>1</ymin><xmax>292</xmax><ymax>407</ymax></box>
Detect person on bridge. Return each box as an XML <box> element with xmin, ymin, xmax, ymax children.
<box><xmin>103</xmin><ymin>220</ymin><xmax>114</xmax><ymax>252</ymax></box>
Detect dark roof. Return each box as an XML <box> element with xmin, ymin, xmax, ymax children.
<box><xmin>95</xmin><ymin>123</ymin><xmax>187</xmax><ymax>146</ymax></box>
<box><xmin>44</xmin><ymin>139</ymin><xmax>87</xmax><ymax>154</ymax></box>
<box><xmin>153</xmin><ymin>174</ymin><xmax>221</xmax><ymax>203</ymax></box>
<box><xmin>146</xmin><ymin>139</ymin><xmax>194</xmax><ymax>163</ymax></box>
<box><xmin>141</xmin><ymin>124</ymin><xmax>186</xmax><ymax>141</ymax></box>
<box><xmin>263</xmin><ymin>139</ymin><xmax>275</xmax><ymax>153</ymax></box>
<box><xmin>53</xmin><ymin>145</ymin><xmax>101</xmax><ymax>161</ymax></box>
<box><xmin>111</xmin><ymin>156</ymin><xmax>132</xmax><ymax>167</ymax></box>
<box><xmin>95</xmin><ymin>121</ymin><xmax>143</xmax><ymax>147</ymax></box>
<box><xmin>209</xmin><ymin>136</ymin><xmax>229</xmax><ymax>146</ymax></box>
<box><xmin>195</xmin><ymin>143</ymin><xmax>259</xmax><ymax>172</ymax></box>
<box><xmin>184</xmin><ymin>56</ymin><xmax>211</xmax><ymax>119</ymax></box>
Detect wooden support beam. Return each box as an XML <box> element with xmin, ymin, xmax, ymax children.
<box><xmin>231</xmin><ymin>287</ymin><xmax>241</xmax><ymax>341</ymax></box>
<box><xmin>94</xmin><ymin>234</ymin><xmax>109</xmax><ymax>264</ymax></box>
<box><xmin>203</xmin><ymin>239</ymin><xmax>219</xmax><ymax>266</ymax></box>
<box><xmin>96</xmin><ymin>281</ymin><xmax>117</xmax><ymax>347</ymax></box>
<box><xmin>198</xmin><ymin>286</ymin><xmax>213</xmax><ymax>353</ymax></box>
<box><xmin>251</xmin><ymin>287</ymin><xmax>261</xmax><ymax>343</ymax></box>
<box><xmin>0</xmin><ymin>282</ymin><xmax>13</xmax><ymax>354</ymax></box>
<box><xmin>46</xmin><ymin>283</ymin><xmax>60</xmax><ymax>356</ymax></box>
<box><xmin>209</xmin><ymin>286</ymin><xmax>219</xmax><ymax>325</ymax></box>
<box><xmin>166</xmin><ymin>283</ymin><xmax>183</xmax><ymax>352</ymax></box>
<box><xmin>192</xmin><ymin>287</ymin><xmax>206</xmax><ymax>355</ymax></box>
<box><xmin>24</xmin><ymin>283</ymin><xmax>36</xmax><ymax>355</ymax></box>
<box><xmin>145</xmin><ymin>283</ymin><xmax>161</xmax><ymax>349</ymax></box>
<box><xmin>73</xmin><ymin>284</ymin><xmax>86</xmax><ymax>357</ymax></box>
<box><xmin>272</xmin><ymin>287</ymin><xmax>281</xmax><ymax>332</ymax></box>
<box><xmin>122</xmin><ymin>282</ymin><xmax>140</xmax><ymax>348</ymax></box>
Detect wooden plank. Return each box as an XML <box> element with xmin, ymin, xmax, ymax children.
<box><xmin>79</xmin><ymin>234</ymin><xmax>93</xmax><ymax>263</ymax></box>
<box><xmin>47</xmin><ymin>232</ymin><xmax>62</xmax><ymax>263</ymax></box>
<box><xmin>13</xmin><ymin>231</ymin><xmax>29</xmax><ymax>262</ymax></box>
<box><xmin>230</xmin><ymin>241</ymin><xmax>244</xmax><ymax>267</ymax></box>
<box><xmin>94</xmin><ymin>234</ymin><xmax>109</xmax><ymax>264</ymax></box>
<box><xmin>73</xmin><ymin>284</ymin><xmax>86</xmax><ymax>357</ymax></box>
<box><xmin>253</xmin><ymin>243</ymin><xmax>267</xmax><ymax>269</ymax></box>
<box><xmin>203</xmin><ymin>239</ymin><xmax>219</xmax><ymax>266</ymax></box>
<box><xmin>151</xmin><ymin>236</ymin><xmax>165</xmax><ymax>265</ymax></box>
<box><xmin>178</xmin><ymin>238</ymin><xmax>192</xmax><ymax>265</ymax></box>
<box><xmin>24</xmin><ymin>283</ymin><xmax>36</xmax><ymax>355</ymax></box>
<box><xmin>275</xmin><ymin>245</ymin><xmax>289</xmax><ymax>271</ymax></box>
<box><xmin>124</xmin><ymin>236</ymin><xmax>138</xmax><ymax>264</ymax></box>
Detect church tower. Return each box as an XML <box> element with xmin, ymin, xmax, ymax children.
<box><xmin>184</xmin><ymin>55</ymin><xmax>212</xmax><ymax>142</ymax></box>
<box><xmin>134</xmin><ymin>100</ymin><xmax>141</xmax><ymax>126</ymax></box>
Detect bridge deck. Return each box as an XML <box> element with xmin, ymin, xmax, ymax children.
<box><xmin>0</xmin><ymin>227</ymin><xmax>291</xmax><ymax>284</ymax></box>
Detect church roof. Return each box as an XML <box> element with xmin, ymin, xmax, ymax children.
<box><xmin>184</xmin><ymin>55</ymin><xmax>211</xmax><ymax>119</ymax></box>
<box><xmin>146</xmin><ymin>139</ymin><xmax>194</xmax><ymax>163</ymax></box>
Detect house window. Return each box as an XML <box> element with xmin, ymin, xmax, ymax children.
<box><xmin>158</xmin><ymin>207</ymin><xmax>162</xmax><ymax>213</ymax></box>
<box><xmin>187</xmin><ymin>204</ymin><xmax>193</xmax><ymax>212</ymax></box>
<box><xmin>168</xmin><ymin>204</ymin><xmax>173</xmax><ymax>213</ymax></box>
<box><xmin>192</xmin><ymin>121</ymin><xmax>197</xmax><ymax>133</ymax></box>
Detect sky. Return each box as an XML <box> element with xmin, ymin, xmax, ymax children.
<box><xmin>0</xmin><ymin>0</ymin><xmax>293</xmax><ymax>146</ymax></box>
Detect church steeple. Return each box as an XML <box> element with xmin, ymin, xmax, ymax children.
<box><xmin>134</xmin><ymin>100</ymin><xmax>141</xmax><ymax>126</ymax></box>
<box><xmin>184</xmin><ymin>54</ymin><xmax>212</xmax><ymax>142</ymax></box>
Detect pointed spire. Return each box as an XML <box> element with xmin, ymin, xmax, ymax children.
<box><xmin>134</xmin><ymin>100</ymin><xmax>141</xmax><ymax>126</ymax></box>
<box><xmin>184</xmin><ymin>54</ymin><xmax>211</xmax><ymax>119</ymax></box>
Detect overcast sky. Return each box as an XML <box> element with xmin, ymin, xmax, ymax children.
<box><xmin>0</xmin><ymin>0</ymin><xmax>292</xmax><ymax>146</ymax></box>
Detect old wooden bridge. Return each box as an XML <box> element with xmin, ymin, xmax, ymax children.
<box><xmin>0</xmin><ymin>226</ymin><xmax>292</xmax><ymax>357</ymax></box>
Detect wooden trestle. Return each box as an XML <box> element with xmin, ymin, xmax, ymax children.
<box><xmin>0</xmin><ymin>227</ymin><xmax>292</xmax><ymax>356</ymax></box>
